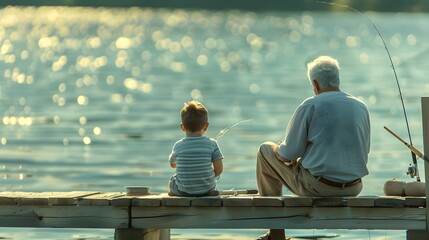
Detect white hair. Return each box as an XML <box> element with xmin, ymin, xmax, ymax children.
<box><xmin>306</xmin><ymin>56</ymin><xmax>340</xmax><ymax>88</ymax></box>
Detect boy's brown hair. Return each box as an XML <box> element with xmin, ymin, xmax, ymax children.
<box><xmin>181</xmin><ymin>100</ymin><xmax>208</xmax><ymax>132</ymax></box>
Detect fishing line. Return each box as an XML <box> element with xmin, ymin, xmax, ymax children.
<box><xmin>317</xmin><ymin>1</ymin><xmax>420</xmax><ymax>181</ymax></box>
<box><xmin>212</xmin><ymin>119</ymin><xmax>251</xmax><ymax>181</ymax></box>
<box><xmin>213</xmin><ymin>118</ymin><xmax>254</xmax><ymax>192</ymax></box>
<box><xmin>213</xmin><ymin>119</ymin><xmax>252</xmax><ymax>140</ymax></box>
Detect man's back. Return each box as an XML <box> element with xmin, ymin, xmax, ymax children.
<box><xmin>301</xmin><ymin>91</ymin><xmax>370</xmax><ymax>182</ymax></box>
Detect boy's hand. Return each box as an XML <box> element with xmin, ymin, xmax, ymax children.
<box><xmin>213</xmin><ymin>159</ymin><xmax>223</xmax><ymax>177</ymax></box>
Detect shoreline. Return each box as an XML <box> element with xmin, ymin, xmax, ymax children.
<box><xmin>0</xmin><ymin>0</ymin><xmax>428</xmax><ymax>12</ymax></box>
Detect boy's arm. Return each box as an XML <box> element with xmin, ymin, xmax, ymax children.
<box><xmin>212</xmin><ymin>159</ymin><xmax>223</xmax><ymax>177</ymax></box>
<box><xmin>169</xmin><ymin>151</ymin><xmax>177</xmax><ymax>168</ymax></box>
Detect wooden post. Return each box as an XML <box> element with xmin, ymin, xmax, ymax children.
<box><xmin>407</xmin><ymin>97</ymin><xmax>429</xmax><ymax>239</ymax></box>
<box><xmin>114</xmin><ymin>228</ymin><xmax>170</xmax><ymax>240</ymax></box>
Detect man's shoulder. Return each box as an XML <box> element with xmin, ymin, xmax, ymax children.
<box><xmin>340</xmin><ymin>92</ymin><xmax>369</xmax><ymax>110</ymax></box>
<box><xmin>299</xmin><ymin>96</ymin><xmax>317</xmax><ymax>106</ymax></box>
<box><xmin>316</xmin><ymin>92</ymin><xmax>366</xmax><ymax>105</ymax></box>
<box><xmin>295</xmin><ymin>96</ymin><xmax>317</xmax><ymax>112</ymax></box>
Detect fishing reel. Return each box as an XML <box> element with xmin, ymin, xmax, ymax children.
<box><xmin>406</xmin><ymin>164</ymin><xmax>417</xmax><ymax>179</ymax></box>
<box><xmin>384</xmin><ymin>126</ymin><xmax>427</xmax><ymax>181</ymax></box>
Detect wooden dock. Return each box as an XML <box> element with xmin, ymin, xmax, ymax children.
<box><xmin>0</xmin><ymin>191</ymin><xmax>427</xmax><ymax>239</ymax></box>
<box><xmin>0</xmin><ymin>97</ymin><xmax>428</xmax><ymax>240</ymax></box>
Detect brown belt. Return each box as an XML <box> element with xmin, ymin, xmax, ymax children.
<box><xmin>315</xmin><ymin>176</ymin><xmax>361</xmax><ymax>188</ymax></box>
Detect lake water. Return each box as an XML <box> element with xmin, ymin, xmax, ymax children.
<box><xmin>1</xmin><ymin>6</ymin><xmax>429</xmax><ymax>240</ymax></box>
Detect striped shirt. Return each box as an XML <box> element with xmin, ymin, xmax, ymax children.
<box><xmin>169</xmin><ymin>136</ymin><xmax>223</xmax><ymax>195</ymax></box>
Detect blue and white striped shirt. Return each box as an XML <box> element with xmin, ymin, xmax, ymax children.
<box><xmin>169</xmin><ymin>136</ymin><xmax>223</xmax><ymax>195</ymax></box>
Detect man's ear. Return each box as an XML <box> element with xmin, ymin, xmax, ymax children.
<box><xmin>312</xmin><ymin>80</ymin><xmax>320</xmax><ymax>94</ymax></box>
<box><xmin>180</xmin><ymin>123</ymin><xmax>186</xmax><ymax>132</ymax></box>
<box><xmin>203</xmin><ymin>122</ymin><xmax>209</xmax><ymax>131</ymax></box>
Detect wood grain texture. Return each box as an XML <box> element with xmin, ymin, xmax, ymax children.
<box><xmin>252</xmin><ymin>197</ymin><xmax>284</xmax><ymax>207</ymax></box>
<box><xmin>374</xmin><ymin>196</ymin><xmax>405</xmax><ymax>208</ymax></box>
<box><xmin>132</xmin><ymin>194</ymin><xmax>164</xmax><ymax>207</ymax></box>
<box><xmin>0</xmin><ymin>205</ymin><xmax>128</xmax><ymax>228</ymax></box>
<box><xmin>132</xmin><ymin>206</ymin><xmax>426</xmax><ymax>230</ymax></box>
<box><xmin>283</xmin><ymin>196</ymin><xmax>313</xmax><ymax>207</ymax></box>
<box><xmin>222</xmin><ymin>196</ymin><xmax>253</xmax><ymax>207</ymax></box>
<box><xmin>77</xmin><ymin>192</ymin><xmax>126</xmax><ymax>206</ymax></box>
<box><xmin>346</xmin><ymin>196</ymin><xmax>376</xmax><ymax>207</ymax></box>
<box><xmin>0</xmin><ymin>192</ymin><xmax>427</xmax><ymax>232</ymax></box>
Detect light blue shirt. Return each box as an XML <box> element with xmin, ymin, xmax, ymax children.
<box><xmin>277</xmin><ymin>91</ymin><xmax>370</xmax><ymax>182</ymax></box>
<box><xmin>169</xmin><ymin>136</ymin><xmax>223</xmax><ymax>195</ymax></box>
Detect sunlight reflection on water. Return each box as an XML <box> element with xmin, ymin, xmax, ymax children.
<box><xmin>1</xmin><ymin>6</ymin><xmax>429</xmax><ymax>239</ymax></box>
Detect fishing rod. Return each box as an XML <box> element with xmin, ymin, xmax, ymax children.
<box><xmin>317</xmin><ymin>1</ymin><xmax>420</xmax><ymax>181</ymax></box>
<box><xmin>213</xmin><ymin>119</ymin><xmax>252</xmax><ymax>140</ymax></box>
<box><xmin>384</xmin><ymin>126</ymin><xmax>428</xmax><ymax>163</ymax></box>
<box><xmin>207</xmin><ymin>189</ymin><xmax>258</xmax><ymax>196</ymax></box>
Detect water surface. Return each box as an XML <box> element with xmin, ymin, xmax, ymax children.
<box><xmin>1</xmin><ymin>6</ymin><xmax>429</xmax><ymax>239</ymax></box>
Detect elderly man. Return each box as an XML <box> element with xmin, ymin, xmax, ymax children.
<box><xmin>256</xmin><ymin>56</ymin><xmax>371</xmax><ymax>240</ymax></box>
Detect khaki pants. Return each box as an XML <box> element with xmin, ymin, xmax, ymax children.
<box><xmin>256</xmin><ymin>141</ymin><xmax>363</xmax><ymax>197</ymax></box>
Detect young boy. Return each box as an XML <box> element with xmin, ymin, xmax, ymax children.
<box><xmin>168</xmin><ymin>100</ymin><xmax>224</xmax><ymax>196</ymax></box>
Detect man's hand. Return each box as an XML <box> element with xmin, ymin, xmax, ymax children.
<box><xmin>272</xmin><ymin>144</ymin><xmax>293</xmax><ymax>165</ymax></box>
<box><xmin>271</xmin><ymin>144</ymin><xmax>279</xmax><ymax>152</ymax></box>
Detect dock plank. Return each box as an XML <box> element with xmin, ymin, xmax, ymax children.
<box><xmin>48</xmin><ymin>191</ymin><xmax>100</xmax><ymax>205</ymax></box>
<box><xmin>110</xmin><ymin>195</ymin><xmax>135</xmax><ymax>206</ymax></box>
<box><xmin>223</xmin><ymin>196</ymin><xmax>253</xmax><ymax>207</ymax></box>
<box><xmin>162</xmin><ymin>196</ymin><xmax>193</xmax><ymax>206</ymax></box>
<box><xmin>0</xmin><ymin>191</ymin><xmax>428</xmax><ymax>233</ymax></box>
<box><xmin>132</xmin><ymin>206</ymin><xmax>426</xmax><ymax>230</ymax></box>
<box><xmin>77</xmin><ymin>192</ymin><xmax>126</xmax><ymax>206</ymax></box>
<box><xmin>252</xmin><ymin>197</ymin><xmax>284</xmax><ymax>207</ymax></box>
<box><xmin>0</xmin><ymin>192</ymin><xmax>36</xmax><ymax>205</ymax></box>
<box><xmin>347</xmin><ymin>196</ymin><xmax>376</xmax><ymax>207</ymax></box>
<box><xmin>405</xmin><ymin>197</ymin><xmax>426</xmax><ymax>207</ymax></box>
<box><xmin>191</xmin><ymin>196</ymin><xmax>223</xmax><ymax>207</ymax></box>
<box><xmin>313</xmin><ymin>197</ymin><xmax>346</xmax><ymax>207</ymax></box>
<box><xmin>132</xmin><ymin>194</ymin><xmax>164</xmax><ymax>207</ymax></box>
<box><xmin>0</xmin><ymin>205</ymin><xmax>128</xmax><ymax>228</ymax></box>
<box><xmin>17</xmin><ymin>192</ymin><xmax>53</xmax><ymax>205</ymax></box>
<box><xmin>0</xmin><ymin>192</ymin><xmax>101</xmax><ymax>206</ymax></box>
<box><xmin>283</xmin><ymin>196</ymin><xmax>313</xmax><ymax>207</ymax></box>
<box><xmin>375</xmin><ymin>196</ymin><xmax>405</xmax><ymax>208</ymax></box>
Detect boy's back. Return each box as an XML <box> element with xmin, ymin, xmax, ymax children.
<box><xmin>170</xmin><ymin>136</ymin><xmax>223</xmax><ymax>195</ymax></box>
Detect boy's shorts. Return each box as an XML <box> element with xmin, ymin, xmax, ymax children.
<box><xmin>168</xmin><ymin>174</ymin><xmax>215</xmax><ymax>197</ymax></box>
